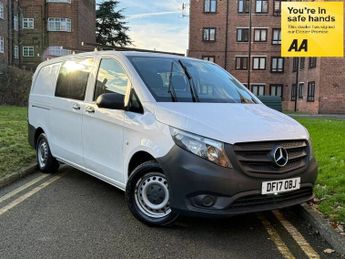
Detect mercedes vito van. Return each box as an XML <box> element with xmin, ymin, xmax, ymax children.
<box><xmin>28</xmin><ymin>51</ymin><xmax>318</xmax><ymax>226</ymax></box>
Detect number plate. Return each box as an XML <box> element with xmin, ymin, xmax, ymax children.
<box><xmin>261</xmin><ymin>177</ymin><xmax>301</xmax><ymax>195</ymax></box>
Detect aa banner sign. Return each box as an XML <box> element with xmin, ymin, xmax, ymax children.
<box><xmin>281</xmin><ymin>1</ymin><xmax>344</xmax><ymax>57</ymax></box>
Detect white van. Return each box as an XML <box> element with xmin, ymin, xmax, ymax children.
<box><xmin>28</xmin><ymin>51</ymin><xmax>318</xmax><ymax>226</ymax></box>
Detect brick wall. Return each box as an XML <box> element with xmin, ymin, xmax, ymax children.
<box><xmin>188</xmin><ymin>0</ymin><xmax>345</xmax><ymax>114</ymax></box>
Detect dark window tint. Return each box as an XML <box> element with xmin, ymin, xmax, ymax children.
<box><xmin>300</xmin><ymin>58</ymin><xmax>305</xmax><ymax>70</ymax></box>
<box><xmin>298</xmin><ymin>83</ymin><xmax>304</xmax><ymax>99</ymax></box>
<box><xmin>94</xmin><ymin>58</ymin><xmax>129</xmax><ymax>101</ymax></box>
<box><xmin>291</xmin><ymin>84</ymin><xmax>297</xmax><ymax>101</ymax></box>
<box><xmin>129</xmin><ymin>56</ymin><xmax>257</xmax><ymax>104</ymax></box>
<box><xmin>309</xmin><ymin>57</ymin><xmax>317</xmax><ymax>68</ymax></box>
<box><xmin>55</xmin><ymin>58</ymin><xmax>93</xmax><ymax>100</ymax></box>
<box><xmin>237</xmin><ymin>28</ymin><xmax>249</xmax><ymax>42</ymax></box>
<box><xmin>292</xmin><ymin>57</ymin><xmax>299</xmax><ymax>72</ymax></box>
<box><xmin>270</xmin><ymin>84</ymin><xmax>283</xmax><ymax>99</ymax></box>
<box><xmin>235</xmin><ymin>57</ymin><xmax>248</xmax><ymax>70</ymax></box>
<box><xmin>307</xmin><ymin>81</ymin><xmax>315</xmax><ymax>102</ymax></box>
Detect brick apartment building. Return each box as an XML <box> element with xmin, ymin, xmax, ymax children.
<box><xmin>188</xmin><ymin>0</ymin><xmax>345</xmax><ymax>114</ymax></box>
<box><xmin>0</xmin><ymin>0</ymin><xmax>96</xmax><ymax>70</ymax></box>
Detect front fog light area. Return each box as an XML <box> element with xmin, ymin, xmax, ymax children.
<box><xmin>170</xmin><ymin>127</ymin><xmax>232</xmax><ymax>168</ymax></box>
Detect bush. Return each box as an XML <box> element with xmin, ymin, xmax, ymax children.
<box><xmin>0</xmin><ymin>65</ymin><xmax>33</xmax><ymax>106</ymax></box>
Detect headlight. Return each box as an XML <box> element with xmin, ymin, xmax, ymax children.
<box><xmin>170</xmin><ymin>127</ymin><xmax>232</xmax><ymax>168</ymax></box>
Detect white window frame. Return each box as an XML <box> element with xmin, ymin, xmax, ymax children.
<box><xmin>0</xmin><ymin>36</ymin><xmax>4</xmax><ymax>53</ymax></box>
<box><xmin>22</xmin><ymin>18</ymin><xmax>35</xmax><ymax>29</ymax></box>
<box><xmin>47</xmin><ymin>18</ymin><xmax>72</xmax><ymax>32</ymax></box>
<box><xmin>0</xmin><ymin>2</ymin><xmax>4</xmax><ymax>19</ymax></box>
<box><xmin>23</xmin><ymin>46</ymin><xmax>35</xmax><ymax>57</ymax></box>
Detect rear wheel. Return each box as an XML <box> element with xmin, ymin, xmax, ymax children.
<box><xmin>36</xmin><ymin>133</ymin><xmax>59</xmax><ymax>173</ymax></box>
<box><xmin>126</xmin><ymin>161</ymin><xmax>178</xmax><ymax>226</ymax></box>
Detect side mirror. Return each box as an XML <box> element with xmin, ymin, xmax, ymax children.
<box><xmin>96</xmin><ymin>93</ymin><xmax>125</xmax><ymax>110</ymax></box>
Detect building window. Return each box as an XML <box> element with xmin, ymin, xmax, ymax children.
<box><xmin>298</xmin><ymin>83</ymin><xmax>304</xmax><ymax>99</ymax></box>
<box><xmin>0</xmin><ymin>36</ymin><xmax>4</xmax><ymax>53</ymax></box>
<box><xmin>0</xmin><ymin>2</ymin><xmax>4</xmax><ymax>19</ymax></box>
<box><xmin>204</xmin><ymin>0</ymin><xmax>217</xmax><ymax>13</ymax></box>
<box><xmin>47</xmin><ymin>0</ymin><xmax>71</xmax><ymax>3</ymax></box>
<box><xmin>202</xmin><ymin>56</ymin><xmax>215</xmax><ymax>62</ymax></box>
<box><xmin>236</xmin><ymin>28</ymin><xmax>249</xmax><ymax>42</ymax></box>
<box><xmin>238</xmin><ymin>0</ymin><xmax>250</xmax><ymax>13</ymax></box>
<box><xmin>273</xmin><ymin>0</ymin><xmax>282</xmax><ymax>16</ymax></box>
<box><xmin>22</xmin><ymin>18</ymin><xmax>34</xmax><ymax>29</ymax></box>
<box><xmin>13</xmin><ymin>15</ymin><xmax>18</xmax><ymax>31</ymax></box>
<box><xmin>307</xmin><ymin>81</ymin><xmax>316</xmax><ymax>102</ymax></box>
<box><xmin>291</xmin><ymin>84</ymin><xmax>297</xmax><ymax>101</ymax></box>
<box><xmin>271</xmin><ymin>57</ymin><xmax>284</xmax><ymax>73</ymax></box>
<box><xmin>251</xmin><ymin>84</ymin><xmax>265</xmax><ymax>96</ymax></box>
<box><xmin>203</xmin><ymin>28</ymin><xmax>216</xmax><ymax>41</ymax></box>
<box><xmin>48</xmin><ymin>18</ymin><xmax>72</xmax><ymax>32</ymax></box>
<box><xmin>270</xmin><ymin>84</ymin><xmax>283</xmax><ymax>99</ymax></box>
<box><xmin>14</xmin><ymin>45</ymin><xmax>19</xmax><ymax>59</ymax></box>
<box><xmin>309</xmin><ymin>57</ymin><xmax>317</xmax><ymax>69</ymax></box>
<box><xmin>299</xmin><ymin>58</ymin><xmax>305</xmax><ymax>70</ymax></box>
<box><xmin>255</xmin><ymin>0</ymin><xmax>268</xmax><ymax>13</ymax></box>
<box><xmin>272</xmin><ymin>29</ymin><xmax>281</xmax><ymax>45</ymax></box>
<box><xmin>252</xmin><ymin>57</ymin><xmax>266</xmax><ymax>70</ymax></box>
<box><xmin>254</xmin><ymin>28</ymin><xmax>267</xmax><ymax>42</ymax></box>
<box><xmin>235</xmin><ymin>56</ymin><xmax>248</xmax><ymax>70</ymax></box>
<box><xmin>292</xmin><ymin>57</ymin><xmax>299</xmax><ymax>72</ymax></box>
<box><xmin>47</xmin><ymin>46</ymin><xmax>72</xmax><ymax>57</ymax></box>
<box><xmin>23</xmin><ymin>46</ymin><xmax>35</xmax><ymax>57</ymax></box>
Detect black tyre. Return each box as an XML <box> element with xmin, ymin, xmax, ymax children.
<box><xmin>36</xmin><ymin>133</ymin><xmax>59</xmax><ymax>173</ymax></box>
<box><xmin>126</xmin><ymin>161</ymin><xmax>179</xmax><ymax>226</ymax></box>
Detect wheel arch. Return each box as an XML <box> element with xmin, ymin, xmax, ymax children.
<box><xmin>127</xmin><ymin>151</ymin><xmax>156</xmax><ymax>177</ymax></box>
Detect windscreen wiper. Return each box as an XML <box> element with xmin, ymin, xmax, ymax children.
<box><xmin>168</xmin><ymin>62</ymin><xmax>178</xmax><ymax>102</ymax></box>
<box><xmin>178</xmin><ymin>60</ymin><xmax>199</xmax><ymax>102</ymax></box>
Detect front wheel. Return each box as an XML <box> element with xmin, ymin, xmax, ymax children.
<box><xmin>36</xmin><ymin>133</ymin><xmax>59</xmax><ymax>173</ymax></box>
<box><xmin>126</xmin><ymin>161</ymin><xmax>178</xmax><ymax>226</ymax></box>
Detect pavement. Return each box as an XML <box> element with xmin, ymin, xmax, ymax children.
<box><xmin>0</xmin><ymin>166</ymin><xmax>342</xmax><ymax>259</ymax></box>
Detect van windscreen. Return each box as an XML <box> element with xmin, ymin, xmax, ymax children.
<box><xmin>128</xmin><ymin>56</ymin><xmax>257</xmax><ymax>103</ymax></box>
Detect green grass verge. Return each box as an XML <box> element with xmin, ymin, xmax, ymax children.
<box><xmin>0</xmin><ymin>106</ymin><xmax>344</xmax><ymax>222</ymax></box>
<box><xmin>296</xmin><ymin>118</ymin><xmax>345</xmax><ymax>223</ymax></box>
<box><xmin>0</xmin><ymin>106</ymin><xmax>35</xmax><ymax>178</ymax></box>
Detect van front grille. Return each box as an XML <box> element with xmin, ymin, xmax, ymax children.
<box><xmin>233</xmin><ymin>140</ymin><xmax>309</xmax><ymax>178</ymax></box>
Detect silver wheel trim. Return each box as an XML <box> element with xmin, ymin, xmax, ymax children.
<box><xmin>134</xmin><ymin>172</ymin><xmax>172</xmax><ymax>219</ymax></box>
<box><xmin>37</xmin><ymin>139</ymin><xmax>49</xmax><ymax>168</ymax></box>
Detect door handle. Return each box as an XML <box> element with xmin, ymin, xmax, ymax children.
<box><xmin>72</xmin><ymin>104</ymin><xmax>80</xmax><ymax>110</ymax></box>
<box><xmin>86</xmin><ymin>106</ymin><xmax>95</xmax><ymax>113</ymax></box>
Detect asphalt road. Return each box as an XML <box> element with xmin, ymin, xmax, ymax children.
<box><xmin>0</xmin><ymin>166</ymin><xmax>341</xmax><ymax>259</ymax></box>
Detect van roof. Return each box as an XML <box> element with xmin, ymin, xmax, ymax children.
<box><xmin>35</xmin><ymin>50</ymin><xmax>209</xmax><ymax>71</ymax></box>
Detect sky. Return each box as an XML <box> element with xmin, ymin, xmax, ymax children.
<box><xmin>97</xmin><ymin>0</ymin><xmax>189</xmax><ymax>54</ymax></box>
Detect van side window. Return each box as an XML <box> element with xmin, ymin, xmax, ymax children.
<box><xmin>55</xmin><ymin>58</ymin><xmax>94</xmax><ymax>100</ymax></box>
<box><xmin>94</xmin><ymin>58</ymin><xmax>129</xmax><ymax>101</ymax></box>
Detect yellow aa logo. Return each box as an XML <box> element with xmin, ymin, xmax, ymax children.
<box><xmin>281</xmin><ymin>2</ymin><xmax>344</xmax><ymax>57</ymax></box>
